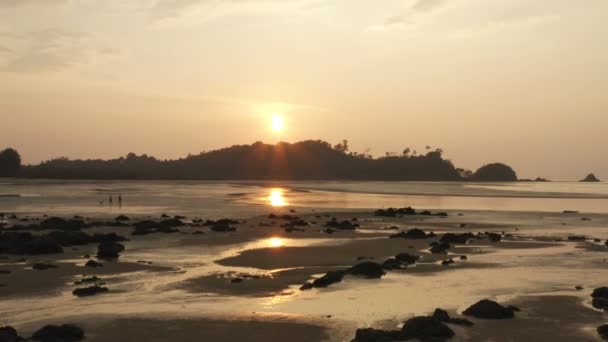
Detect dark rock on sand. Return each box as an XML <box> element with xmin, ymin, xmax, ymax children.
<box><xmin>401</xmin><ymin>316</ymin><xmax>455</xmax><ymax>341</ymax></box>
<box><xmin>115</xmin><ymin>215</ymin><xmax>130</xmax><ymax>221</ymax></box>
<box><xmin>96</xmin><ymin>241</ymin><xmax>125</xmax><ymax>259</ymax></box>
<box><xmin>206</xmin><ymin>219</ymin><xmax>238</xmax><ymax>232</ymax></box>
<box><xmin>32</xmin><ymin>263</ymin><xmax>57</xmax><ymax>270</ymax></box>
<box><xmin>598</xmin><ymin>325</ymin><xmax>608</xmax><ymax>339</ymax></box>
<box><xmin>347</xmin><ymin>262</ymin><xmax>385</xmax><ymax>279</ymax></box>
<box><xmin>85</xmin><ymin>260</ymin><xmax>103</xmax><ymax>268</ymax></box>
<box><xmin>231</xmin><ymin>278</ymin><xmax>244</xmax><ymax>284</ymax></box>
<box><xmin>311</xmin><ymin>271</ymin><xmax>345</xmax><ymax>288</ymax></box>
<box><xmin>375</xmin><ymin>207</ymin><xmax>417</xmax><ymax>217</ymax></box>
<box><xmin>381</xmin><ymin>258</ymin><xmax>402</xmax><ymax>270</ymax></box>
<box><xmin>433</xmin><ymin>308</ymin><xmax>474</xmax><ymax>327</ymax></box>
<box><xmin>395</xmin><ymin>253</ymin><xmax>420</xmax><ymax>265</ymax></box>
<box><xmin>567</xmin><ymin>235</ymin><xmax>587</xmax><ymax>241</ymax></box>
<box><xmin>441</xmin><ymin>259</ymin><xmax>455</xmax><ymax>266</ymax></box>
<box><xmin>325</xmin><ymin>218</ymin><xmax>358</xmax><ymax>230</ymax></box>
<box><xmin>592</xmin><ymin>287</ymin><xmax>608</xmax><ymax>310</ymax></box>
<box><xmin>390</xmin><ymin>228</ymin><xmax>434</xmax><ymax>240</ymax></box>
<box><xmin>463</xmin><ymin>299</ymin><xmax>517</xmax><ymax>319</ymax></box>
<box><xmin>32</xmin><ymin>324</ymin><xmax>84</xmax><ymax>342</ymax></box>
<box><xmin>352</xmin><ymin>328</ymin><xmax>401</xmax><ymax>342</ymax></box>
<box><xmin>441</xmin><ymin>233</ymin><xmax>475</xmax><ymax>244</ymax></box>
<box><xmin>0</xmin><ymin>326</ymin><xmax>24</xmax><ymax>342</ymax></box>
<box><xmin>92</xmin><ymin>233</ymin><xmax>128</xmax><ymax>243</ymax></box>
<box><xmin>429</xmin><ymin>242</ymin><xmax>451</xmax><ymax>254</ymax></box>
<box><xmin>486</xmin><ymin>233</ymin><xmax>502</xmax><ymax>242</ymax></box>
<box><xmin>0</xmin><ymin>232</ymin><xmax>63</xmax><ymax>255</ymax></box>
<box><xmin>72</xmin><ymin>285</ymin><xmax>109</xmax><ymax>297</ymax></box>
<box><xmin>47</xmin><ymin>231</ymin><xmax>91</xmax><ymax>246</ymax></box>
<box><xmin>300</xmin><ymin>282</ymin><xmax>314</xmax><ymax>291</ymax></box>
<box><xmin>39</xmin><ymin>217</ymin><xmax>86</xmax><ymax>231</ymax></box>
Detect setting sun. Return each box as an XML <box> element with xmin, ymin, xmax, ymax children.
<box><xmin>271</xmin><ymin>115</ymin><xmax>285</xmax><ymax>132</ymax></box>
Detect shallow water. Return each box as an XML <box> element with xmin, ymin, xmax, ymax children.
<box><xmin>1</xmin><ymin>180</ymin><xmax>608</xmax><ymax>216</ymax></box>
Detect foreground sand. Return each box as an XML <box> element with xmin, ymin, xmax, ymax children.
<box><xmin>1</xmin><ymin>208</ymin><xmax>607</xmax><ymax>341</ymax></box>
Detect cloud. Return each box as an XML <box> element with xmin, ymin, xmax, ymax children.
<box><xmin>148</xmin><ymin>0</ymin><xmax>322</xmax><ymax>26</ymax></box>
<box><xmin>412</xmin><ymin>0</ymin><xmax>447</xmax><ymax>12</ymax></box>
<box><xmin>0</xmin><ymin>28</ymin><xmax>116</xmax><ymax>73</ymax></box>
<box><xmin>0</xmin><ymin>0</ymin><xmax>68</xmax><ymax>7</ymax></box>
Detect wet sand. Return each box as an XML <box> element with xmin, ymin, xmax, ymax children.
<box><xmin>1</xmin><ymin>208</ymin><xmax>607</xmax><ymax>341</ymax></box>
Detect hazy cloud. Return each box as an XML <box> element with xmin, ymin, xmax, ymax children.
<box><xmin>0</xmin><ymin>28</ymin><xmax>101</xmax><ymax>73</ymax></box>
<box><xmin>412</xmin><ymin>0</ymin><xmax>447</xmax><ymax>12</ymax></box>
<box><xmin>0</xmin><ymin>0</ymin><xmax>68</xmax><ymax>7</ymax></box>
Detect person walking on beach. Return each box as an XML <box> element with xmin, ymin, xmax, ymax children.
<box><xmin>118</xmin><ymin>193</ymin><xmax>122</xmax><ymax>207</ymax></box>
<box><xmin>109</xmin><ymin>195</ymin><xmax>113</xmax><ymax>207</ymax></box>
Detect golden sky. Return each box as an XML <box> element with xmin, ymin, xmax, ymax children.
<box><xmin>1</xmin><ymin>0</ymin><xmax>607</xmax><ymax>179</ymax></box>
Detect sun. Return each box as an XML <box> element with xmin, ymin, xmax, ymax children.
<box><xmin>271</xmin><ymin>115</ymin><xmax>285</xmax><ymax>132</ymax></box>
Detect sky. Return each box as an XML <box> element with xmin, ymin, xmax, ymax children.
<box><xmin>0</xmin><ymin>0</ymin><xmax>607</xmax><ymax>180</ymax></box>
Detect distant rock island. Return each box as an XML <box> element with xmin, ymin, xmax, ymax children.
<box><xmin>580</xmin><ymin>173</ymin><xmax>601</xmax><ymax>182</ymax></box>
<box><xmin>2</xmin><ymin>141</ymin><xmax>521</xmax><ymax>181</ymax></box>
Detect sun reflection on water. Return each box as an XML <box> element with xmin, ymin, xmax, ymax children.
<box><xmin>267</xmin><ymin>237</ymin><xmax>285</xmax><ymax>248</ymax></box>
<box><xmin>268</xmin><ymin>188</ymin><xmax>288</xmax><ymax>207</ymax></box>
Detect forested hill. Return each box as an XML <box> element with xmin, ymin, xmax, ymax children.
<box><xmin>2</xmin><ymin>140</ymin><xmax>518</xmax><ymax>181</ymax></box>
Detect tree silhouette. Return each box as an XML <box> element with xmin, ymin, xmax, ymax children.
<box><xmin>0</xmin><ymin>148</ymin><xmax>22</xmax><ymax>177</ymax></box>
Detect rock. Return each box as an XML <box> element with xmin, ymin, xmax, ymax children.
<box><xmin>562</xmin><ymin>210</ymin><xmax>579</xmax><ymax>214</ymax></box>
<box><xmin>231</xmin><ymin>278</ymin><xmax>244</xmax><ymax>284</ymax></box>
<box><xmin>381</xmin><ymin>258</ymin><xmax>403</xmax><ymax>270</ymax></box>
<box><xmin>592</xmin><ymin>287</ymin><xmax>608</xmax><ymax>310</ymax></box>
<box><xmin>85</xmin><ymin>260</ymin><xmax>103</xmax><ymax>268</ymax></box>
<box><xmin>433</xmin><ymin>308</ymin><xmax>474</xmax><ymax>327</ymax></box>
<box><xmin>486</xmin><ymin>233</ymin><xmax>502</xmax><ymax>242</ymax></box>
<box><xmin>39</xmin><ymin>217</ymin><xmax>86</xmax><ymax>231</ymax></box>
<box><xmin>0</xmin><ymin>326</ymin><xmax>23</xmax><ymax>342</ymax></box>
<box><xmin>401</xmin><ymin>316</ymin><xmax>455</xmax><ymax>341</ymax></box>
<box><xmin>80</xmin><ymin>276</ymin><xmax>101</xmax><ymax>283</ymax></box>
<box><xmin>441</xmin><ymin>233</ymin><xmax>474</xmax><ymax>244</ymax></box>
<box><xmin>159</xmin><ymin>218</ymin><xmax>184</xmax><ymax>227</ymax></box>
<box><xmin>325</xmin><ymin>218</ymin><xmax>358</xmax><ymax>230</ymax></box>
<box><xmin>300</xmin><ymin>282</ymin><xmax>313</xmax><ymax>291</ymax></box>
<box><xmin>351</xmin><ymin>328</ymin><xmax>401</xmax><ymax>342</ymax></box>
<box><xmin>0</xmin><ymin>232</ymin><xmax>63</xmax><ymax>255</ymax></box>
<box><xmin>580</xmin><ymin>173</ymin><xmax>600</xmax><ymax>182</ymax></box>
<box><xmin>575</xmin><ymin>286</ymin><xmax>584</xmax><ymax>291</ymax></box>
<box><xmin>463</xmin><ymin>299</ymin><xmax>516</xmax><ymax>319</ymax></box>
<box><xmin>395</xmin><ymin>253</ymin><xmax>419</xmax><ymax>265</ymax></box>
<box><xmin>206</xmin><ymin>219</ymin><xmax>238</xmax><ymax>232</ymax></box>
<box><xmin>32</xmin><ymin>263</ymin><xmax>57</xmax><ymax>270</ymax></box>
<box><xmin>429</xmin><ymin>242</ymin><xmax>451</xmax><ymax>254</ymax></box>
<box><xmin>460</xmin><ymin>255</ymin><xmax>468</xmax><ymax>260</ymax></box>
<box><xmin>390</xmin><ymin>228</ymin><xmax>434</xmax><ymax>239</ymax></box>
<box><xmin>31</xmin><ymin>324</ymin><xmax>84</xmax><ymax>342</ymax></box>
<box><xmin>91</xmin><ymin>233</ymin><xmax>128</xmax><ymax>243</ymax></box>
<box><xmin>567</xmin><ymin>236</ymin><xmax>586</xmax><ymax>241</ymax></box>
<box><xmin>96</xmin><ymin>241</ymin><xmax>125</xmax><ymax>259</ymax></box>
<box><xmin>374</xmin><ymin>207</ymin><xmax>417</xmax><ymax>217</ymax></box>
<box><xmin>115</xmin><ymin>215</ymin><xmax>130</xmax><ymax>221</ymax></box>
<box><xmin>47</xmin><ymin>231</ymin><xmax>92</xmax><ymax>246</ymax></box>
<box><xmin>441</xmin><ymin>259</ymin><xmax>455</xmax><ymax>266</ymax></box>
<box><xmin>348</xmin><ymin>262</ymin><xmax>385</xmax><ymax>279</ymax></box>
<box><xmin>72</xmin><ymin>286</ymin><xmax>109</xmax><ymax>297</ymax></box>
<box><xmin>311</xmin><ymin>271</ymin><xmax>345</xmax><ymax>288</ymax></box>
<box><xmin>598</xmin><ymin>325</ymin><xmax>608</xmax><ymax>339</ymax></box>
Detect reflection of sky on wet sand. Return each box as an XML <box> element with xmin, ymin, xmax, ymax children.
<box><xmin>267</xmin><ymin>188</ymin><xmax>288</xmax><ymax>207</ymax></box>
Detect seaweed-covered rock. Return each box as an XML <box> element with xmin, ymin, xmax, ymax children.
<box><xmin>31</xmin><ymin>324</ymin><xmax>84</xmax><ymax>342</ymax></box>
<box><xmin>429</xmin><ymin>242</ymin><xmax>451</xmax><ymax>254</ymax></box>
<box><xmin>433</xmin><ymin>308</ymin><xmax>474</xmax><ymax>327</ymax></box>
<box><xmin>381</xmin><ymin>258</ymin><xmax>402</xmax><ymax>270</ymax></box>
<box><xmin>32</xmin><ymin>263</ymin><xmax>57</xmax><ymax>270</ymax></box>
<box><xmin>441</xmin><ymin>233</ymin><xmax>475</xmax><ymax>244</ymax></box>
<box><xmin>592</xmin><ymin>287</ymin><xmax>608</xmax><ymax>310</ymax></box>
<box><xmin>85</xmin><ymin>260</ymin><xmax>103</xmax><ymax>268</ymax></box>
<box><xmin>463</xmin><ymin>300</ymin><xmax>516</xmax><ymax>319</ymax></box>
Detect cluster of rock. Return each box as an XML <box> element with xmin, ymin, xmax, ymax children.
<box><xmin>0</xmin><ymin>230</ymin><xmax>127</xmax><ymax>256</ymax></box>
<box><xmin>375</xmin><ymin>207</ymin><xmax>448</xmax><ymax>218</ymax></box>
<box><xmin>300</xmin><ymin>262</ymin><xmax>386</xmax><ymax>290</ymax></box>
<box><xmin>0</xmin><ymin>324</ymin><xmax>84</xmax><ymax>342</ymax></box>
<box><xmin>352</xmin><ymin>300</ymin><xmax>516</xmax><ymax>341</ymax></box>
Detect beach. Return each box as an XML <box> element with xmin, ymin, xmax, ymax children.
<box><xmin>1</xmin><ymin>180</ymin><xmax>607</xmax><ymax>341</ymax></box>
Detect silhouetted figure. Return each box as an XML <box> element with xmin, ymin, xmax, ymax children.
<box><xmin>118</xmin><ymin>193</ymin><xmax>122</xmax><ymax>207</ymax></box>
<box><xmin>109</xmin><ymin>195</ymin><xmax>113</xmax><ymax>207</ymax></box>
